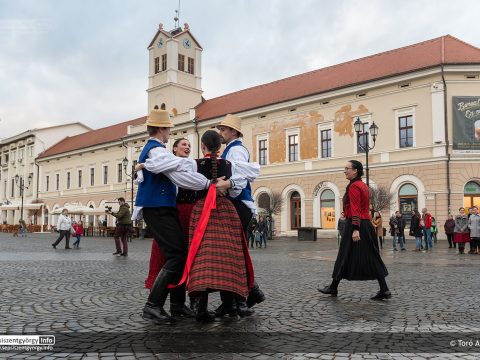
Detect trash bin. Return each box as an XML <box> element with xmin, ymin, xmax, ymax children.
<box><xmin>298</xmin><ymin>227</ymin><xmax>318</xmax><ymax>241</ymax></box>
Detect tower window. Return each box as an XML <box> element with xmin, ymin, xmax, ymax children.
<box><xmin>178</xmin><ymin>54</ymin><xmax>185</xmax><ymax>72</ymax></box>
<box><xmin>161</xmin><ymin>54</ymin><xmax>167</xmax><ymax>71</ymax></box>
<box><xmin>154</xmin><ymin>57</ymin><xmax>160</xmax><ymax>74</ymax></box>
<box><xmin>187</xmin><ymin>57</ymin><xmax>194</xmax><ymax>74</ymax></box>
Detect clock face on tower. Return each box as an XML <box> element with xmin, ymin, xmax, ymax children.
<box><xmin>157</xmin><ymin>38</ymin><xmax>164</xmax><ymax>48</ymax></box>
<box><xmin>182</xmin><ymin>38</ymin><xmax>191</xmax><ymax>49</ymax></box>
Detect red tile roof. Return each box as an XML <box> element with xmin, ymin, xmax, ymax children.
<box><xmin>37</xmin><ymin>116</ymin><xmax>146</xmax><ymax>159</ymax></box>
<box><xmin>195</xmin><ymin>35</ymin><xmax>480</xmax><ymax>121</ymax></box>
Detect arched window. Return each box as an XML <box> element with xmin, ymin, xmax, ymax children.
<box><xmin>464</xmin><ymin>181</ymin><xmax>480</xmax><ymax>209</ymax></box>
<box><xmin>320</xmin><ymin>189</ymin><xmax>336</xmax><ymax>229</ymax></box>
<box><xmin>398</xmin><ymin>183</ymin><xmax>418</xmax><ymax>225</ymax></box>
<box><xmin>290</xmin><ymin>191</ymin><xmax>301</xmax><ymax>230</ymax></box>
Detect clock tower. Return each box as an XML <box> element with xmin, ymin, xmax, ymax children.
<box><xmin>147</xmin><ymin>23</ymin><xmax>203</xmax><ymax>116</ymax></box>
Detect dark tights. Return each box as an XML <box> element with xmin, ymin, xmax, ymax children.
<box><xmin>330</xmin><ymin>277</ymin><xmax>389</xmax><ymax>293</ymax></box>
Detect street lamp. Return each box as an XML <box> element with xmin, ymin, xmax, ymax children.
<box><xmin>14</xmin><ymin>173</ymin><xmax>33</xmax><ymax>222</ymax></box>
<box><xmin>353</xmin><ymin>117</ymin><xmax>379</xmax><ymax>189</ymax></box>
<box><xmin>122</xmin><ymin>157</ymin><xmax>135</xmax><ymax>210</ymax></box>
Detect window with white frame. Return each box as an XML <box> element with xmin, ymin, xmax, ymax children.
<box><xmin>90</xmin><ymin>168</ymin><xmax>95</xmax><ymax>186</ymax></box>
<box><xmin>117</xmin><ymin>163</ymin><xmax>123</xmax><ymax>183</ymax></box>
<box><xmin>103</xmin><ymin>165</ymin><xmax>108</xmax><ymax>185</ymax></box>
<box><xmin>45</xmin><ymin>175</ymin><xmax>49</xmax><ymax>192</ymax></box>
<box><xmin>27</xmin><ymin>146</ymin><xmax>34</xmax><ymax>157</ymax></box>
<box><xmin>257</xmin><ymin>134</ymin><xmax>269</xmax><ymax>166</ymax></box>
<box><xmin>66</xmin><ymin>172</ymin><xmax>71</xmax><ymax>189</ymax></box>
<box><xmin>11</xmin><ymin>178</ymin><xmax>15</xmax><ymax>197</ymax></box>
<box><xmin>78</xmin><ymin>170</ymin><xmax>82</xmax><ymax>188</ymax></box>
<box><xmin>395</xmin><ymin>107</ymin><xmax>416</xmax><ymax>148</ymax></box>
<box><xmin>319</xmin><ymin>126</ymin><xmax>333</xmax><ymax>158</ymax></box>
<box><xmin>286</xmin><ymin>128</ymin><xmax>300</xmax><ymax>162</ymax></box>
<box><xmin>55</xmin><ymin>173</ymin><xmax>60</xmax><ymax>190</ymax></box>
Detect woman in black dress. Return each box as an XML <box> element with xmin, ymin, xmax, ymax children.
<box><xmin>318</xmin><ymin>160</ymin><xmax>391</xmax><ymax>300</ymax></box>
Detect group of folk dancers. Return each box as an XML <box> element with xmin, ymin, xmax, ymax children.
<box><xmin>133</xmin><ymin>109</ymin><xmax>265</xmax><ymax>323</ymax></box>
<box><xmin>133</xmin><ymin>109</ymin><xmax>392</xmax><ymax>324</ymax></box>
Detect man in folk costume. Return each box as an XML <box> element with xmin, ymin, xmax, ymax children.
<box><xmin>217</xmin><ymin>114</ymin><xmax>266</xmax><ymax>316</ymax></box>
<box><xmin>134</xmin><ymin>108</ymin><xmax>231</xmax><ymax>324</ymax></box>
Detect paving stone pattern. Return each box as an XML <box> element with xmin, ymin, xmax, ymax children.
<box><xmin>0</xmin><ymin>233</ymin><xmax>479</xmax><ymax>359</ymax></box>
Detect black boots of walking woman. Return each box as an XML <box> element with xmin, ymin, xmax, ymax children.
<box><xmin>318</xmin><ymin>277</ymin><xmax>392</xmax><ymax>300</ymax></box>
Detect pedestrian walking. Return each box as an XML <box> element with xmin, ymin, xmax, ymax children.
<box><xmin>72</xmin><ymin>220</ymin><xmax>84</xmax><ymax>248</ymax></box>
<box><xmin>444</xmin><ymin>215</ymin><xmax>456</xmax><ymax>248</ymax></box>
<box><xmin>318</xmin><ymin>160</ymin><xmax>391</xmax><ymax>300</ymax></box>
<box><xmin>257</xmin><ymin>215</ymin><xmax>267</xmax><ymax>248</ymax></box>
<box><xmin>52</xmin><ymin>209</ymin><xmax>72</xmax><ymax>249</ymax></box>
<box><xmin>431</xmin><ymin>217</ymin><xmax>438</xmax><ymax>244</ymax></box>
<box><xmin>18</xmin><ymin>219</ymin><xmax>27</xmax><ymax>237</ymax></box>
<box><xmin>454</xmin><ymin>207</ymin><xmax>470</xmax><ymax>254</ymax></box>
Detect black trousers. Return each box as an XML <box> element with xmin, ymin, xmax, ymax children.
<box><xmin>53</xmin><ymin>230</ymin><xmax>70</xmax><ymax>248</ymax></box>
<box><xmin>231</xmin><ymin>200</ymin><xmax>253</xmax><ymax>236</ymax></box>
<box><xmin>143</xmin><ymin>207</ymin><xmax>187</xmax><ymax>283</ymax></box>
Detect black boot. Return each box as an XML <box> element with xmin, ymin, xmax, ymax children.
<box><xmin>142</xmin><ymin>269</ymin><xmax>176</xmax><ymax>324</ymax></box>
<box><xmin>170</xmin><ymin>284</ymin><xmax>195</xmax><ymax>318</ymax></box>
<box><xmin>246</xmin><ymin>281</ymin><xmax>265</xmax><ymax>308</ymax></box>
<box><xmin>196</xmin><ymin>293</ymin><xmax>215</xmax><ymax>323</ymax></box>
<box><xmin>318</xmin><ymin>279</ymin><xmax>339</xmax><ymax>297</ymax></box>
<box><xmin>236</xmin><ymin>296</ymin><xmax>254</xmax><ymax>317</ymax></box>
<box><xmin>371</xmin><ymin>277</ymin><xmax>392</xmax><ymax>300</ymax></box>
<box><xmin>215</xmin><ymin>291</ymin><xmax>238</xmax><ymax>317</ymax></box>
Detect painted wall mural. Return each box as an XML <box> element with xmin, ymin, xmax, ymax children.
<box><xmin>334</xmin><ymin>104</ymin><xmax>368</xmax><ymax>137</ymax></box>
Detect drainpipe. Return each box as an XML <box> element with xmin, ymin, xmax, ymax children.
<box><xmin>441</xmin><ymin>64</ymin><xmax>451</xmax><ymax>214</ymax></box>
<box><xmin>193</xmin><ymin>117</ymin><xmax>200</xmax><ymax>157</ymax></box>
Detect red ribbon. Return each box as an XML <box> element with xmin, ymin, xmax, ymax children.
<box><xmin>168</xmin><ymin>183</ymin><xmax>217</xmax><ymax>288</ymax></box>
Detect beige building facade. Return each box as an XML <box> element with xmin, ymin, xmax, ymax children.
<box><xmin>0</xmin><ymin>123</ymin><xmax>91</xmax><ymax>226</ymax></box>
<box><xmin>27</xmin><ymin>25</ymin><xmax>480</xmax><ymax>238</ymax></box>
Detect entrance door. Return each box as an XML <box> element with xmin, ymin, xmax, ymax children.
<box><xmin>290</xmin><ymin>191</ymin><xmax>301</xmax><ymax>230</ymax></box>
<box><xmin>398</xmin><ymin>183</ymin><xmax>418</xmax><ymax>226</ymax></box>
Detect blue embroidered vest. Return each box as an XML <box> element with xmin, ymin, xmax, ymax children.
<box><xmin>221</xmin><ymin>140</ymin><xmax>253</xmax><ymax>202</ymax></box>
<box><xmin>135</xmin><ymin>139</ymin><xmax>176</xmax><ymax>207</ymax></box>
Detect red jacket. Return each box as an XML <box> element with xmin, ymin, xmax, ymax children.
<box><xmin>422</xmin><ymin>213</ymin><xmax>432</xmax><ymax>229</ymax></box>
<box><xmin>343</xmin><ymin>179</ymin><xmax>371</xmax><ymax>228</ymax></box>
<box><xmin>73</xmin><ymin>223</ymin><xmax>83</xmax><ymax>235</ymax></box>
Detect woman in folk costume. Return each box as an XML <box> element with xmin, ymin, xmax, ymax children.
<box><xmin>144</xmin><ymin>138</ymin><xmax>195</xmax><ymax>290</ymax></box>
<box><xmin>318</xmin><ymin>160</ymin><xmax>391</xmax><ymax>300</ymax></box>
<box><xmin>173</xmin><ymin>130</ymin><xmax>255</xmax><ymax>322</ymax></box>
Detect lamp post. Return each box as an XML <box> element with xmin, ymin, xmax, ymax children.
<box><xmin>15</xmin><ymin>173</ymin><xmax>33</xmax><ymax>222</ymax></box>
<box><xmin>122</xmin><ymin>157</ymin><xmax>135</xmax><ymax>210</ymax></box>
<box><xmin>353</xmin><ymin>117</ymin><xmax>379</xmax><ymax>189</ymax></box>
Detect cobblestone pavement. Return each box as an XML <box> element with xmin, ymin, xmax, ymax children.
<box><xmin>1</xmin><ymin>232</ymin><xmax>480</xmax><ymax>359</ymax></box>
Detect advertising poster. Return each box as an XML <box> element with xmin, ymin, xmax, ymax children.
<box><xmin>452</xmin><ymin>96</ymin><xmax>480</xmax><ymax>151</ymax></box>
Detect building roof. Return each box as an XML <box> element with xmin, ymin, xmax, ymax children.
<box><xmin>195</xmin><ymin>35</ymin><xmax>480</xmax><ymax>121</ymax></box>
<box><xmin>0</xmin><ymin>122</ymin><xmax>91</xmax><ymax>146</ymax></box>
<box><xmin>37</xmin><ymin>116</ymin><xmax>146</xmax><ymax>159</ymax></box>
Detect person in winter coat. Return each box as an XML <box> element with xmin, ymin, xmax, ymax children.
<box><xmin>443</xmin><ymin>215</ymin><xmax>456</xmax><ymax>249</ymax></box>
<box><xmin>108</xmin><ymin>197</ymin><xmax>132</xmax><ymax>256</ymax></box>
<box><xmin>468</xmin><ymin>206</ymin><xmax>480</xmax><ymax>254</ymax></box>
<box><xmin>454</xmin><ymin>207</ymin><xmax>470</xmax><ymax>254</ymax></box>
<box><xmin>410</xmin><ymin>210</ymin><xmax>424</xmax><ymax>251</ymax></box>
<box><xmin>372</xmin><ymin>212</ymin><xmax>383</xmax><ymax>250</ymax></box>
<box><xmin>52</xmin><ymin>209</ymin><xmax>72</xmax><ymax>249</ymax></box>
<box><xmin>421</xmin><ymin>208</ymin><xmax>433</xmax><ymax>250</ymax></box>
<box><xmin>390</xmin><ymin>211</ymin><xmax>406</xmax><ymax>251</ymax></box>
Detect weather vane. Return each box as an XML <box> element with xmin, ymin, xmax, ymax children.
<box><xmin>174</xmin><ymin>0</ymin><xmax>181</xmax><ymax>29</ymax></box>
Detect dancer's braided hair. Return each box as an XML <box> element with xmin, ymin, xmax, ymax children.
<box><xmin>201</xmin><ymin>130</ymin><xmax>222</xmax><ymax>184</ymax></box>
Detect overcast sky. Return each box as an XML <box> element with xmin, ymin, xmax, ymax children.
<box><xmin>0</xmin><ymin>0</ymin><xmax>479</xmax><ymax>138</ymax></box>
